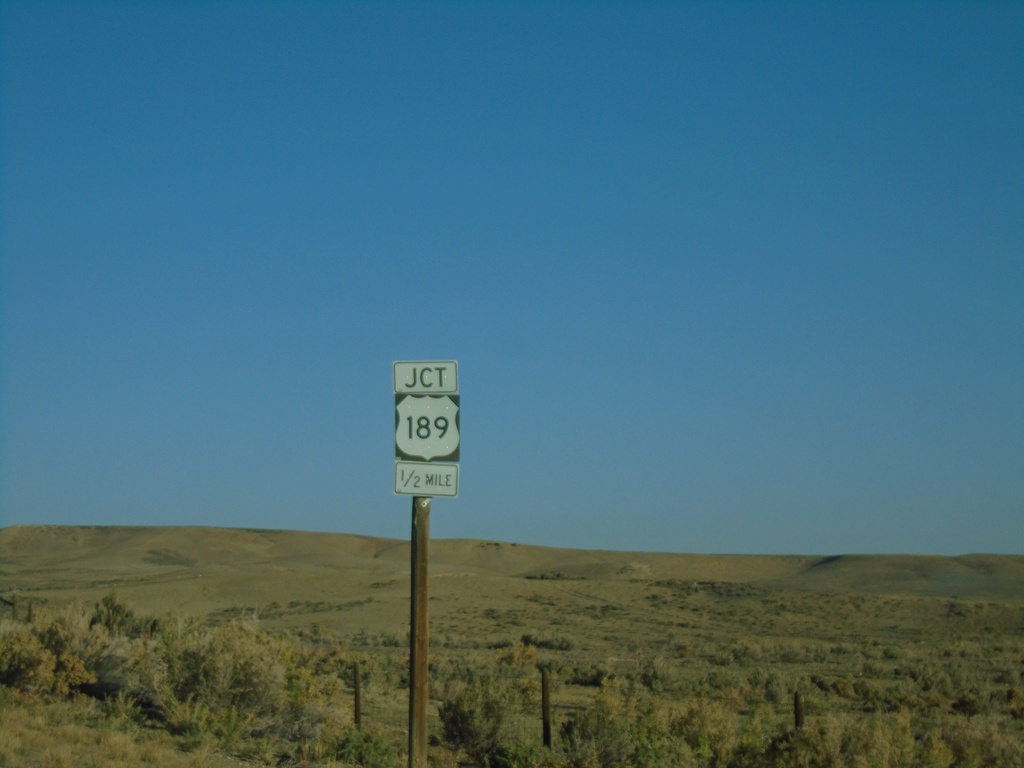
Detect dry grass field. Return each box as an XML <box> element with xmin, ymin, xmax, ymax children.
<box><xmin>2</xmin><ymin>525</ymin><xmax>1023</xmax><ymax>767</ymax></box>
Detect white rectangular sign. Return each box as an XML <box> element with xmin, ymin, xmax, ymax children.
<box><xmin>394</xmin><ymin>360</ymin><xmax>458</xmax><ymax>394</ymax></box>
<box><xmin>395</xmin><ymin>461</ymin><xmax>459</xmax><ymax>497</ymax></box>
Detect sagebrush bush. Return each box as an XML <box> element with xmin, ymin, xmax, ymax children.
<box><xmin>327</xmin><ymin>727</ymin><xmax>400</xmax><ymax>768</ymax></box>
<box><xmin>6</xmin><ymin>589</ymin><xmax>1024</xmax><ymax>768</ymax></box>
<box><xmin>162</xmin><ymin>619</ymin><xmax>287</xmax><ymax>718</ymax></box>
<box><xmin>562</xmin><ymin>682</ymin><xmax>699</xmax><ymax>768</ymax></box>
<box><xmin>673</xmin><ymin>697</ymin><xmax>741</xmax><ymax>765</ymax></box>
<box><xmin>438</xmin><ymin>673</ymin><xmax>515</xmax><ymax>760</ymax></box>
<box><xmin>567</xmin><ymin>662</ymin><xmax>611</xmax><ymax>687</ymax></box>
<box><xmin>634</xmin><ymin>654</ymin><xmax>676</xmax><ymax>693</ymax></box>
<box><xmin>90</xmin><ymin>592</ymin><xmax>155</xmax><ymax>637</ymax></box>
<box><xmin>437</xmin><ymin>651</ymin><xmax>544</xmax><ymax>767</ymax></box>
<box><xmin>0</xmin><ymin>613</ymin><xmax>98</xmax><ymax>696</ymax></box>
<box><xmin>0</xmin><ymin>623</ymin><xmax>59</xmax><ymax>694</ymax></box>
<box><xmin>0</xmin><ymin>598</ymin><xmax>377</xmax><ymax>765</ymax></box>
<box><xmin>439</xmin><ymin>681</ymin><xmax>502</xmax><ymax>757</ymax></box>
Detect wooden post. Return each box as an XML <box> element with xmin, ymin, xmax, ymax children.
<box><xmin>794</xmin><ymin>691</ymin><xmax>804</xmax><ymax>730</ymax></box>
<box><xmin>541</xmin><ymin>666</ymin><xmax>552</xmax><ymax>747</ymax></box>
<box><xmin>409</xmin><ymin>496</ymin><xmax>430</xmax><ymax>768</ymax></box>
<box><xmin>354</xmin><ymin>660</ymin><xmax>362</xmax><ymax>729</ymax></box>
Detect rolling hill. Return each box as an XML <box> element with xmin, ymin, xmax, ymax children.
<box><xmin>3</xmin><ymin>526</ymin><xmax>1021</xmax><ymax>635</ymax></box>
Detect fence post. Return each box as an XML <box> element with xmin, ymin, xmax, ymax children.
<box><xmin>541</xmin><ymin>666</ymin><xmax>552</xmax><ymax>747</ymax></box>
<box><xmin>794</xmin><ymin>691</ymin><xmax>804</xmax><ymax>730</ymax></box>
<box><xmin>354</xmin><ymin>660</ymin><xmax>362</xmax><ymax>729</ymax></box>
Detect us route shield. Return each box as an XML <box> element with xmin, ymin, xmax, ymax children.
<box><xmin>395</xmin><ymin>394</ymin><xmax>460</xmax><ymax>461</ymax></box>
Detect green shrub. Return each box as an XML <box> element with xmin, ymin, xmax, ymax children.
<box><xmin>672</xmin><ymin>698</ymin><xmax>740</xmax><ymax>766</ymax></box>
<box><xmin>90</xmin><ymin>592</ymin><xmax>155</xmax><ymax>638</ymax></box>
<box><xmin>1007</xmin><ymin>687</ymin><xmax>1024</xmax><ymax>719</ymax></box>
<box><xmin>773</xmin><ymin>712</ymin><xmax>919</xmax><ymax>768</ymax></box>
<box><xmin>568</xmin><ymin>663</ymin><xmax>611</xmax><ymax>687</ymax></box>
<box><xmin>329</xmin><ymin>727</ymin><xmax>400</xmax><ymax>768</ymax></box>
<box><xmin>0</xmin><ymin>613</ymin><xmax>98</xmax><ymax>696</ymax></box>
<box><xmin>562</xmin><ymin>684</ymin><xmax>696</xmax><ymax>768</ymax></box>
<box><xmin>162</xmin><ymin>619</ymin><xmax>287</xmax><ymax>722</ymax></box>
<box><xmin>438</xmin><ymin>676</ymin><xmax>506</xmax><ymax>758</ymax></box>
<box><xmin>438</xmin><ymin>666</ymin><xmax>537</xmax><ymax>765</ymax></box>
<box><xmin>941</xmin><ymin>715</ymin><xmax>1024</xmax><ymax>767</ymax></box>
<box><xmin>747</xmin><ymin>668</ymin><xmax>785</xmax><ymax>704</ymax></box>
<box><xmin>561</xmin><ymin>707</ymin><xmax>633</xmax><ymax>767</ymax></box>
<box><xmin>1</xmin><ymin>599</ymin><xmax>367</xmax><ymax>762</ymax></box>
<box><xmin>521</xmin><ymin>633</ymin><xmax>575</xmax><ymax>651</ymax></box>
<box><xmin>0</xmin><ymin>623</ymin><xmax>58</xmax><ymax>693</ymax></box>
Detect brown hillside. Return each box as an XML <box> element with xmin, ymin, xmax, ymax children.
<box><xmin>3</xmin><ymin>526</ymin><xmax>1022</xmax><ymax>628</ymax></box>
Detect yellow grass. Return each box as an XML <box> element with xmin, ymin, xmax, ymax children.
<box><xmin>2</xmin><ymin>525</ymin><xmax>1023</xmax><ymax>767</ymax></box>
<box><xmin>0</xmin><ymin>692</ymin><xmax>243</xmax><ymax>767</ymax></box>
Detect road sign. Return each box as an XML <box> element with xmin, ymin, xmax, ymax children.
<box><xmin>395</xmin><ymin>394</ymin><xmax>460</xmax><ymax>461</ymax></box>
<box><xmin>392</xmin><ymin>361</ymin><xmax>461</xmax><ymax>767</ymax></box>
<box><xmin>395</xmin><ymin>461</ymin><xmax>458</xmax><ymax>497</ymax></box>
<box><xmin>394</xmin><ymin>361</ymin><xmax>458</xmax><ymax>395</ymax></box>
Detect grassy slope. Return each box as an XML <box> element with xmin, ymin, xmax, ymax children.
<box><xmin>2</xmin><ymin>525</ymin><xmax>1022</xmax><ymax>643</ymax></box>
<box><xmin>3</xmin><ymin>526</ymin><xmax>1023</xmax><ymax>767</ymax></box>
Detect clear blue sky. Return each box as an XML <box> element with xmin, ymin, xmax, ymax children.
<box><xmin>2</xmin><ymin>1</ymin><xmax>1021</xmax><ymax>555</ymax></box>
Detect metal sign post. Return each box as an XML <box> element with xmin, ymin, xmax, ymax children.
<box><xmin>394</xmin><ymin>360</ymin><xmax>459</xmax><ymax>768</ymax></box>
<box><xmin>409</xmin><ymin>495</ymin><xmax>430</xmax><ymax>766</ymax></box>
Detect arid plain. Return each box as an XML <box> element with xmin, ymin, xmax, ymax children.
<box><xmin>2</xmin><ymin>525</ymin><xmax>1023</xmax><ymax>767</ymax></box>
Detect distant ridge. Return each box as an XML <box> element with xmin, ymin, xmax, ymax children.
<box><xmin>791</xmin><ymin>553</ymin><xmax>1024</xmax><ymax>598</ymax></box>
